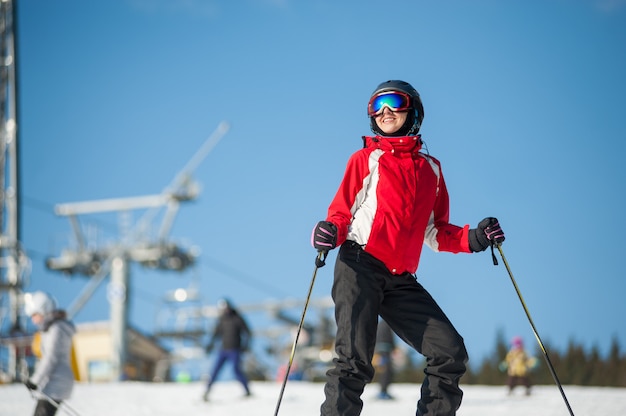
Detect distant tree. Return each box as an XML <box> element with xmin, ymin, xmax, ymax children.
<box><xmin>586</xmin><ymin>344</ymin><xmax>603</xmax><ymax>386</ymax></box>
<box><xmin>531</xmin><ymin>339</ymin><xmax>559</xmax><ymax>385</ymax></box>
<box><xmin>563</xmin><ymin>340</ymin><xmax>588</xmax><ymax>384</ymax></box>
<box><xmin>466</xmin><ymin>328</ymin><xmax>509</xmax><ymax>385</ymax></box>
<box><xmin>606</xmin><ymin>336</ymin><xmax>625</xmax><ymax>387</ymax></box>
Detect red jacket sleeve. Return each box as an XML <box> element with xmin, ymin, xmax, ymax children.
<box><xmin>325</xmin><ymin>151</ymin><xmax>369</xmax><ymax>247</ymax></box>
<box><xmin>429</xmin><ymin>169</ymin><xmax>471</xmax><ymax>253</ymax></box>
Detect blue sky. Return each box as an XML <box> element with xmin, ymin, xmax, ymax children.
<box><xmin>12</xmin><ymin>0</ymin><xmax>626</xmax><ymax>377</ymax></box>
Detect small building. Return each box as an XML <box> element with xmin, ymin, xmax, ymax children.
<box><xmin>73</xmin><ymin>321</ymin><xmax>170</xmax><ymax>382</ymax></box>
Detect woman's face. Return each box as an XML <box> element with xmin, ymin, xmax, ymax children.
<box><xmin>30</xmin><ymin>313</ymin><xmax>43</xmax><ymax>326</ymax></box>
<box><xmin>374</xmin><ymin>107</ymin><xmax>408</xmax><ymax>135</ymax></box>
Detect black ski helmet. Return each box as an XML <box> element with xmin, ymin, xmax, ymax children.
<box><xmin>369</xmin><ymin>80</ymin><xmax>424</xmax><ymax>136</ymax></box>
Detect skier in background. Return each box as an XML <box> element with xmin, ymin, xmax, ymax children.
<box><xmin>311</xmin><ymin>79</ymin><xmax>505</xmax><ymax>416</ymax></box>
<box><xmin>374</xmin><ymin>318</ymin><xmax>396</xmax><ymax>400</ymax></box>
<box><xmin>202</xmin><ymin>298</ymin><xmax>252</xmax><ymax>401</ymax></box>
<box><xmin>500</xmin><ymin>336</ymin><xmax>537</xmax><ymax>396</ymax></box>
<box><xmin>23</xmin><ymin>291</ymin><xmax>76</xmax><ymax>416</ymax></box>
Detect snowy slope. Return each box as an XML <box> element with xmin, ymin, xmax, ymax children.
<box><xmin>1</xmin><ymin>381</ymin><xmax>625</xmax><ymax>416</ymax></box>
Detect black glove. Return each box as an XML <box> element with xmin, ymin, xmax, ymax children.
<box><xmin>311</xmin><ymin>221</ymin><xmax>338</xmax><ymax>252</ymax></box>
<box><xmin>24</xmin><ymin>379</ymin><xmax>37</xmax><ymax>391</ymax></box>
<box><xmin>469</xmin><ymin>217</ymin><xmax>505</xmax><ymax>252</ymax></box>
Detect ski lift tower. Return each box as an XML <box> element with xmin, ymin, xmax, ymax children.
<box><xmin>45</xmin><ymin>122</ymin><xmax>229</xmax><ymax>381</ymax></box>
<box><xmin>0</xmin><ymin>0</ymin><xmax>31</xmax><ymax>382</ymax></box>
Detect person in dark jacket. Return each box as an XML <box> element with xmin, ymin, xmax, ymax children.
<box><xmin>374</xmin><ymin>318</ymin><xmax>396</xmax><ymax>400</ymax></box>
<box><xmin>311</xmin><ymin>80</ymin><xmax>505</xmax><ymax>416</ymax></box>
<box><xmin>23</xmin><ymin>291</ymin><xmax>76</xmax><ymax>416</ymax></box>
<box><xmin>202</xmin><ymin>298</ymin><xmax>251</xmax><ymax>401</ymax></box>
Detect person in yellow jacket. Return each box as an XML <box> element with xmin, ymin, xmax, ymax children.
<box><xmin>501</xmin><ymin>336</ymin><xmax>537</xmax><ymax>396</ymax></box>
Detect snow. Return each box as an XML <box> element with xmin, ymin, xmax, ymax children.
<box><xmin>1</xmin><ymin>381</ymin><xmax>625</xmax><ymax>416</ymax></box>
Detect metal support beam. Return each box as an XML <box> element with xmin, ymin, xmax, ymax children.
<box><xmin>0</xmin><ymin>0</ymin><xmax>28</xmax><ymax>382</ymax></box>
<box><xmin>109</xmin><ymin>255</ymin><xmax>129</xmax><ymax>381</ymax></box>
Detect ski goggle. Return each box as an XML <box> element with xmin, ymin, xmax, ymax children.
<box><xmin>367</xmin><ymin>91</ymin><xmax>412</xmax><ymax>116</ymax></box>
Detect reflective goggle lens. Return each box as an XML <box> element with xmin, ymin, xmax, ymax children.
<box><xmin>368</xmin><ymin>92</ymin><xmax>411</xmax><ymax>116</ymax></box>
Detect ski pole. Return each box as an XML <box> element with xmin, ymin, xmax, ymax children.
<box><xmin>495</xmin><ymin>244</ymin><xmax>575</xmax><ymax>416</ymax></box>
<box><xmin>30</xmin><ymin>389</ymin><xmax>82</xmax><ymax>416</ymax></box>
<box><xmin>273</xmin><ymin>250</ymin><xmax>327</xmax><ymax>416</ymax></box>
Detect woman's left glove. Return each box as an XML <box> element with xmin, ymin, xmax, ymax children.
<box><xmin>311</xmin><ymin>221</ymin><xmax>338</xmax><ymax>251</ymax></box>
<box><xmin>469</xmin><ymin>217</ymin><xmax>505</xmax><ymax>252</ymax></box>
<box><xmin>24</xmin><ymin>379</ymin><xmax>37</xmax><ymax>391</ymax></box>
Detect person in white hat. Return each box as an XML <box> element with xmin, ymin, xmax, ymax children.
<box><xmin>23</xmin><ymin>291</ymin><xmax>76</xmax><ymax>416</ymax></box>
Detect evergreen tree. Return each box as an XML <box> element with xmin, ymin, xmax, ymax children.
<box><xmin>606</xmin><ymin>336</ymin><xmax>625</xmax><ymax>387</ymax></box>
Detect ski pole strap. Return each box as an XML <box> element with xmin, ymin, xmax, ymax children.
<box><xmin>490</xmin><ymin>243</ymin><xmax>498</xmax><ymax>265</ymax></box>
<box><xmin>315</xmin><ymin>250</ymin><xmax>328</xmax><ymax>268</ymax></box>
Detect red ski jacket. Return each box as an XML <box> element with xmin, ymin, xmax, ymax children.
<box><xmin>326</xmin><ymin>135</ymin><xmax>471</xmax><ymax>275</ymax></box>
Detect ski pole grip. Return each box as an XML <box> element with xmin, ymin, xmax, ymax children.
<box><xmin>315</xmin><ymin>251</ymin><xmax>328</xmax><ymax>268</ymax></box>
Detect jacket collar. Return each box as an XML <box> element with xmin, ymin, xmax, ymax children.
<box><xmin>362</xmin><ymin>135</ymin><xmax>422</xmax><ymax>156</ymax></box>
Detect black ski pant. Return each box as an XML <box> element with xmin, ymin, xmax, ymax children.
<box><xmin>34</xmin><ymin>398</ymin><xmax>60</xmax><ymax>416</ymax></box>
<box><xmin>321</xmin><ymin>242</ymin><xmax>468</xmax><ymax>416</ymax></box>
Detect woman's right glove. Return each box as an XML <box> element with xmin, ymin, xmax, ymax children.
<box><xmin>311</xmin><ymin>221</ymin><xmax>338</xmax><ymax>252</ymax></box>
<box><xmin>469</xmin><ymin>217</ymin><xmax>505</xmax><ymax>252</ymax></box>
